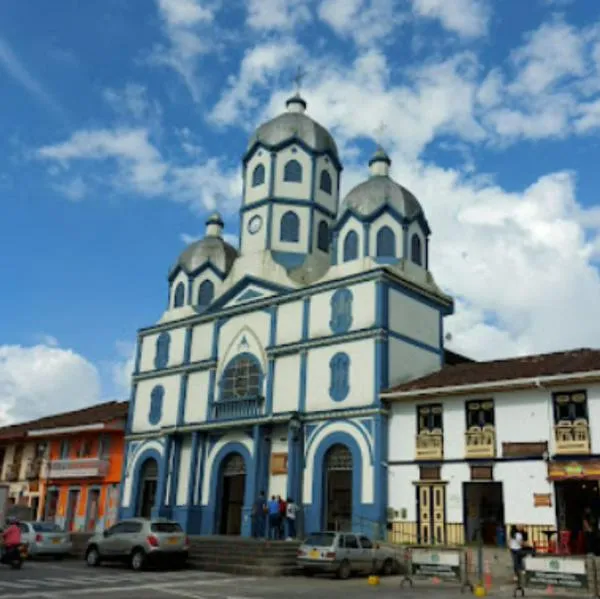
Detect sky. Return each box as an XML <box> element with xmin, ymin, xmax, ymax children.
<box><xmin>1</xmin><ymin>0</ymin><xmax>600</xmax><ymax>425</ymax></box>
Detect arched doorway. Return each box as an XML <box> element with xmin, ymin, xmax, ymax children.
<box><xmin>137</xmin><ymin>459</ymin><xmax>158</xmax><ymax>518</ymax></box>
<box><xmin>324</xmin><ymin>444</ymin><xmax>353</xmax><ymax>531</ymax></box>
<box><xmin>219</xmin><ymin>453</ymin><xmax>246</xmax><ymax>535</ymax></box>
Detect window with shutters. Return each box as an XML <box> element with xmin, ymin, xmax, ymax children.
<box><xmin>376</xmin><ymin>226</ymin><xmax>396</xmax><ymax>258</ymax></box>
<box><xmin>329</xmin><ymin>288</ymin><xmax>353</xmax><ymax>334</ymax></box>
<box><xmin>283</xmin><ymin>159</ymin><xmax>302</xmax><ymax>182</ymax></box>
<box><xmin>173</xmin><ymin>282</ymin><xmax>185</xmax><ymax>308</ymax></box>
<box><xmin>342</xmin><ymin>231</ymin><xmax>358</xmax><ymax>261</ymax></box>
<box><xmin>197</xmin><ymin>280</ymin><xmax>214</xmax><ymax>308</ymax></box>
<box><xmin>154</xmin><ymin>332</ymin><xmax>171</xmax><ymax>369</ymax></box>
<box><xmin>329</xmin><ymin>352</ymin><xmax>350</xmax><ymax>402</ymax></box>
<box><xmin>319</xmin><ymin>170</ymin><xmax>332</xmax><ymax>194</ymax></box>
<box><xmin>149</xmin><ymin>385</ymin><xmax>164</xmax><ymax>425</ymax></box>
<box><xmin>252</xmin><ymin>164</ymin><xmax>265</xmax><ymax>187</ymax></box>
<box><xmin>280</xmin><ymin>211</ymin><xmax>300</xmax><ymax>242</ymax></box>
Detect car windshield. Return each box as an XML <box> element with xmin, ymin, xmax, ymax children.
<box><xmin>304</xmin><ymin>533</ymin><xmax>336</xmax><ymax>547</ymax></box>
<box><xmin>151</xmin><ymin>522</ymin><xmax>183</xmax><ymax>533</ymax></box>
<box><xmin>32</xmin><ymin>523</ymin><xmax>62</xmax><ymax>533</ymax></box>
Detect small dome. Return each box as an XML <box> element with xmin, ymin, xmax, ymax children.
<box><xmin>247</xmin><ymin>95</ymin><xmax>339</xmax><ymax>158</ymax></box>
<box><xmin>339</xmin><ymin>149</ymin><xmax>424</xmax><ymax>219</ymax></box>
<box><xmin>172</xmin><ymin>237</ymin><xmax>238</xmax><ymax>277</ymax></box>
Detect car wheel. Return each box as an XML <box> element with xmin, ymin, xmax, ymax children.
<box><xmin>130</xmin><ymin>549</ymin><xmax>146</xmax><ymax>572</ymax></box>
<box><xmin>381</xmin><ymin>558</ymin><xmax>394</xmax><ymax>576</ymax></box>
<box><xmin>337</xmin><ymin>560</ymin><xmax>351</xmax><ymax>580</ymax></box>
<box><xmin>86</xmin><ymin>547</ymin><xmax>101</xmax><ymax>567</ymax></box>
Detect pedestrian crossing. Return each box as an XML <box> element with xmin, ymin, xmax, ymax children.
<box><xmin>0</xmin><ymin>569</ymin><xmax>247</xmax><ymax>595</ymax></box>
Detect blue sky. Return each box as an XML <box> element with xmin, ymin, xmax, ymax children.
<box><xmin>1</xmin><ymin>0</ymin><xmax>600</xmax><ymax>424</ymax></box>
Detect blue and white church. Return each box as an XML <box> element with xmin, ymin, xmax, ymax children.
<box><xmin>119</xmin><ymin>94</ymin><xmax>454</xmax><ymax>537</ymax></box>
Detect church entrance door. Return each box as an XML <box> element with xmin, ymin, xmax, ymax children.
<box><xmin>324</xmin><ymin>444</ymin><xmax>353</xmax><ymax>532</ymax></box>
<box><xmin>219</xmin><ymin>453</ymin><xmax>246</xmax><ymax>535</ymax></box>
<box><xmin>137</xmin><ymin>459</ymin><xmax>158</xmax><ymax>518</ymax></box>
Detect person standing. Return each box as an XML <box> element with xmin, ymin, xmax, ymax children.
<box><xmin>277</xmin><ymin>496</ymin><xmax>287</xmax><ymax>540</ymax></box>
<box><xmin>267</xmin><ymin>495</ymin><xmax>280</xmax><ymax>540</ymax></box>
<box><xmin>509</xmin><ymin>525</ymin><xmax>524</xmax><ymax>583</ymax></box>
<box><xmin>286</xmin><ymin>497</ymin><xmax>298</xmax><ymax>539</ymax></box>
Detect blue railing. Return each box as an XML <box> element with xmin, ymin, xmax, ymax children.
<box><xmin>211</xmin><ymin>397</ymin><xmax>264</xmax><ymax>420</ymax></box>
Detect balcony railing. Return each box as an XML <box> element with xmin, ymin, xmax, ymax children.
<box><xmin>415</xmin><ymin>430</ymin><xmax>443</xmax><ymax>460</ymax></box>
<box><xmin>4</xmin><ymin>463</ymin><xmax>18</xmax><ymax>481</ymax></box>
<box><xmin>47</xmin><ymin>458</ymin><xmax>109</xmax><ymax>479</ymax></box>
<box><xmin>26</xmin><ymin>459</ymin><xmax>42</xmax><ymax>480</ymax></box>
<box><xmin>465</xmin><ymin>426</ymin><xmax>496</xmax><ymax>459</ymax></box>
<box><xmin>211</xmin><ymin>397</ymin><xmax>264</xmax><ymax>420</ymax></box>
<box><xmin>554</xmin><ymin>420</ymin><xmax>590</xmax><ymax>455</ymax></box>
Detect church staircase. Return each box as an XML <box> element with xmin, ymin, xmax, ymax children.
<box><xmin>187</xmin><ymin>536</ymin><xmax>302</xmax><ymax>576</ymax></box>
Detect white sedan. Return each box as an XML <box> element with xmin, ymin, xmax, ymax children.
<box><xmin>20</xmin><ymin>522</ymin><xmax>73</xmax><ymax>558</ymax></box>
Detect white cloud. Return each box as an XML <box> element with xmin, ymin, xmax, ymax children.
<box><xmin>247</xmin><ymin>0</ymin><xmax>312</xmax><ymax>31</ymax></box>
<box><xmin>103</xmin><ymin>84</ymin><xmax>162</xmax><ymax>123</ymax></box>
<box><xmin>180</xmin><ymin>231</ymin><xmax>239</xmax><ymax>247</ymax></box>
<box><xmin>109</xmin><ymin>341</ymin><xmax>136</xmax><ymax>398</ymax></box>
<box><xmin>150</xmin><ymin>0</ymin><xmax>217</xmax><ymax>102</ymax></box>
<box><xmin>411</xmin><ymin>0</ymin><xmax>490</xmax><ymax>38</ymax></box>
<box><xmin>52</xmin><ymin>176</ymin><xmax>87</xmax><ymax>202</ymax></box>
<box><xmin>318</xmin><ymin>0</ymin><xmax>403</xmax><ymax>46</ymax></box>
<box><xmin>0</xmin><ymin>37</ymin><xmax>64</xmax><ymax>116</ymax></box>
<box><xmin>0</xmin><ymin>343</ymin><xmax>101</xmax><ymax>426</ymax></box>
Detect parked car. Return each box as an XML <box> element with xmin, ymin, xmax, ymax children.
<box><xmin>296</xmin><ymin>531</ymin><xmax>398</xmax><ymax>579</ymax></box>
<box><xmin>85</xmin><ymin>518</ymin><xmax>189</xmax><ymax>571</ymax></box>
<box><xmin>19</xmin><ymin>522</ymin><xmax>72</xmax><ymax>558</ymax></box>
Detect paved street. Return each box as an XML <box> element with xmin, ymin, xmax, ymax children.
<box><xmin>0</xmin><ymin>560</ymin><xmax>494</xmax><ymax>599</ymax></box>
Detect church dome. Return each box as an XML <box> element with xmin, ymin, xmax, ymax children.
<box><xmin>339</xmin><ymin>149</ymin><xmax>424</xmax><ymax>220</ymax></box>
<box><xmin>247</xmin><ymin>94</ymin><xmax>339</xmax><ymax>158</ymax></box>
<box><xmin>170</xmin><ymin>212</ymin><xmax>238</xmax><ymax>277</ymax></box>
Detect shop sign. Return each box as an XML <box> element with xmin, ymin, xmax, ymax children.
<box><xmin>270</xmin><ymin>453</ymin><xmax>288</xmax><ymax>475</ymax></box>
<box><xmin>524</xmin><ymin>556</ymin><xmax>588</xmax><ymax>590</ymax></box>
<box><xmin>533</xmin><ymin>493</ymin><xmax>552</xmax><ymax>507</ymax></box>
<box><xmin>411</xmin><ymin>549</ymin><xmax>461</xmax><ymax>581</ymax></box>
<box><xmin>547</xmin><ymin>460</ymin><xmax>600</xmax><ymax>480</ymax></box>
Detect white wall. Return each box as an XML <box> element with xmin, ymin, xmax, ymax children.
<box><xmin>244</xmin><ymin>151</ymin><xmax>271</xmax><ymax>205</ymax></box>
<box><xmin>314</xmin><ymin>155</ymin><xmax>338</xmax><ymax>213</ymax></box>
<box><xmin>388</xmin><ymin>464</ymin><xmax>419</xmax><ymax>520</ymax></box>
<box><xmin>407</xmin><ymin>221</ymin><xmax>425</xmax><ymax>264</ymax></box>
<box><xmin>268</xmin><ymin>426</ymin><xmax>288</xmax><ymax>499</ymax></box>
<box><xmin>190</xmin><ymin>323</ymin><xmax>214</xmax><ymax>363</ymax></box>
<box><xmin>388</xmin><ymin>338</ymin><xmax>441</xmax><ymax>388</ymax></box>
<box><xmin>139</xmin><ymin>327</ymin><xmax>187</xmax><ymax>373</ymax></box>
<box><xmin>184</xmin><ymin>370</ymin><xmax>211</xmax><ymax>424</ymax></box>
<box><xmin>305</xmin><ymin>339</ymin><xmax>375</xmax><ymax>411</ymax></box>
<box><xmin>176</xmin><ymin>436</ymin><xmax>193</xmax><ymax>506</ymax></box>
<box><xmin>309</xmin><ymin>281</ymin><xmax>375</xmax><ymax>339</ymax></box>
<box><xmin>443</xmin><ymin>463</ymin><xmax>470</xmax><ymax>522</ymax></box>
<box><xmin>240</xmin><ymin>204</ymin><xmax>269</xmax><ymax>255</ymax></box>
<box><xmin>122</xmin><ymin>439</ymin><xmax>165</xmax><ymax>509</ymax></box>
<box><xmin>388</xmin><ymin>288</ymin><xmax>440</xmax><ymax>349</ymax></box>
<box><xmin>585</xmin><ymin>384</ymin><xmax>600</xmax><ymax>453</ymax></box>
<box><xmin>388</xmin><ymin>402</ymin><xmax>417</xmax><ymax>463</ymax></box>
<box><xmin>273</xmin><ymin>355</ymin><xmax>301</xmax><ymax>413</ymax></box>
<box><xmin>132</xmin><ymin>375</ymin><xmax>180</xmax><ymax>433</ymax></box>
<box><xmin>276</xmin><ymin>301</ymin><xmax>303</xmax><ymax>345</ymax></box>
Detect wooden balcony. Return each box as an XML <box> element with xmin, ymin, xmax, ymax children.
<box><xmin>465</xmin><ymin>426</ymin><xmax>496</xmax><ymax>459</ymax></box>
<box><xmin>554</xmin><ymin>420</ymin><xmax>590</xmax><ymax>455</ymax></box>
<box><xmin>26</xmin><ymin>459</ymin><xmax>42</xmax><ymax>480</ymax></box>
<box><xmin>415</xmin><ymin>431</ymin><xmax>443</xmax><ymax>460</ymax></box>
<box><xmin>5</xmin><ymin>463</ymin><xmax>18</xmax><ymax>481</ymax></box>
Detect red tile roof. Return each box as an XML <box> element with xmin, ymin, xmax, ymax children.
<box><xmin>383</xmin><ymin>348</ymin><xmax>600</xmax><ymax>397</ymax></box>
<box><xmin>0</xmin><ymin>400</ymin><xmax>128</xmax><ymax>441</ymax></box>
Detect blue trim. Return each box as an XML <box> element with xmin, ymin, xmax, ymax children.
<box><xmin>149</xmin><ymin>385</ymin><xmax>164</xmax><ymax>425</ymax></box>
<box><xmin>153</xmin><ymin>436</ymin><xmax>172</xmax><ymax>517</ymax></box>
<box><xmin>298</xmin><ymin>351</ymin><xmax>308</xmax><ymax>412</ymax></box>
<box><xmin>283</xmin><ymin>158</ymin><xmax>303</xmax><ymax>183</ymax></box>
<box><xmin>240</xmin><ymin>197</ymin><xmax>336</xmax><ymax>220</ymax></box>
<box><xmin>363</xmin><ymin>222</ymin><xmax>370</xmax><ymax>256</ymax></box>
<box><xmin>133</xmin><ymin>339</ymin><xmax>142</xmax><ymax>375</ymax></box>
<box><xmin>304</xmin><ymin>431</ymin><xmax>377</xmax><ymax>535</ymax></box>
<box><xmin>439</xmin><ymin>312</ymin><xmax>445</xmax><ymax>366</ymax></box>
<box><xmin>196</xmin><ymin>434</ymin><xmax>207</xmax><ymax>506</ymax></box>
<box><xmin>198</xmin><ymin>279</ymin><xmax>215</xmax><ymax>308</ymax></box>
<box><xmin>266</xmin><ymin>152</ymin><xmax>276</xmax><ymax>250</ymax></box>
<box><xmin>304</xmin><ymin>420</ymin><xmax>374</xmax><ymax>464</ymax></box>
<box><xmin>239</xmin><ymin>164</ymin><xmax>247</xmax><ymax>251</ymax></box>
<box><xmin>121</xmin><ymin>446</ymin><xmax>165</xmax><ymax>520</ymax></box>
<box><xmin>402</xmin><ymin>224</ymin><xmax>409</xmax><ymax>259</ymax></box>
<box><xmin>205</xmin><ymin>368</ymin><xmax>217</xmax><ymax>421</ymax></box>
<box><xmin>244</xmin><ymin>136</ymin><xmax>343</xmax><ymax>173</ymax></box>
<box><xmin>211</xmin><ymin>319</ymin><xmax>221</xmax><ymax>360</ymax></box>
<box><xmin>329</xmin><ymin>352</ymin><xmax>350</xmax><ymax>402</ymax></box>
<box><xmin>253</xmin><ymin>425</ymin><xmax>270</xmax><ymax>499</ymax></box>
<box><xmin>173</xmin><ymin>282</ymin><xmax>185</xmax><ymax>308</ymax></box>
<box><xmin>280</xmin><ymin>210</ymin><xmax>300</xmax><ymax>242</ymax></box>
<box><xmin>169</xmin><ymin>436</ymin><xmax>182</xmax><ymax>506</ymax></box>
<box><xmin>187</xmin><ymin>432</ymin><xmax>200</xmax><ymax>506</ymax></box>
<box><xmin>376</xmin><ymin>226</ymin><xmax>396</xmax><ymax>259</ymax></box>
<box><xmin>265</xmin><ymin>359</ymin><xmax>275</xmax><ymax>414</ymax></box>
<box><xmin>168</xmin><ymin>259</ymin><xmax>226</xmax><ymax>284</ymax></box>
<box><xmin>236</xmin><ymin>289</ymin><xmax>263</xmax><ymax>303</ymax></box>
<box><xmin>202</xmin><ymin>442</ymin><xmax>254</xmax><ymax>536</ymax></box>
<box><xmin>308</xmin><ymin>154</ymin><xmax>317</xmax><ymax>251</ymax></box>
<box><xmin>154</xmin><ymin>332</ymin><xmax>171</xmax><ymax>370</ymax></box>
<box><xmin>332</xmin><ymin>230</ymin><xmax>339</xmax><ymax>265</ymax></box>
<box><xmin>342</xmin><ymin>230</ymin><xmax>359</xmax><ymax>262</ymax></box>
<box><xmin>183</xmin><ymin>327</ymin><xmax>192</xmax><ymax>363</ymax></box>
<box><xmin>425</xmin><ymin>236</ymin><xmax>430</xmax><ymax>270</ymax></box>
<box><xmin>373</xmin><ymin>413</ymin><xmax>388</xmax><ymax>536</ymax></box>
<box><xmin>126</xmin><ymin>384</ymin><xmax>137</xmax><ymax>434</ymax></box>
<box><xmin>329</xmin><ymin>288</ymin><xmax>353</xmax><ymax>334</ymax></box>
<box><xmin>286</xmin><ymin>422</ymin><xmax>303</xmax><ymax>503</ymax></box>
<box><xmin>252</xmin><ymin>163</ymin><xmax>266</xmax><ymax>187</ymax></box>
<box><xmin>206</xmin><ymin>276</ymin><xmax>291</xmax><ymax>313</ymax></box>
<box><xmin>302</xmin><ymin>297</ymin><xmax>310</xmax><ymax>340</ymax></box>
<box><xmin>388</xmin><ymin>329</ymin><xmax>442</xmax><ymax>355</ymax></box>
<box><xmin>177</xmin><ymin>374</ymin><xmax>188</xmax><ymax>426</ymax></box>
<box><xmin>187</xmin><ymin>275</ymin><xmax>193</xmax><ymax>304</ymax></box>
<box><xmin>272</xmin><ymin>251</ymin><xmax>306</xmax><ymax>269</ymax></box>
<box><xmin>269</xmin><ymin>305</ymin><xmax>278</xmax><ymax>347</ymax></box>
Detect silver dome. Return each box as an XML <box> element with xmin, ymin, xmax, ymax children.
<box><xmin>170</xmin><ymin>236</ymin><xmax>238</xmax><ymax>278</ymax></box>
<box><xmin>340</xmin><ymin>175</ymin><xmax>424</xmax><ymax>220</ymax></box>
<box><xmin>247</xmin><ymin>102</ymin><xmax>339</xmax><ymax>158</ymax></box>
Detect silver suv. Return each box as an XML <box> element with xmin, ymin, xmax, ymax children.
<box><xmin>85</xmin><ymin>518</ymin><xmax>189</xmax><ymax>571</ymax></box>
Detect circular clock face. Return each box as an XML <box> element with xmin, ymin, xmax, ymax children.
<box><xmin>247</xmin><ymin>215</ymin><xmax>262</xmax><ymax>234</ymax></box>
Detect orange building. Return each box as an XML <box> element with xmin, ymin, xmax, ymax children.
<box><xmin>27</xmin><ymin>401</ymin><xmax>128</xmax><ymax>532</ymax></box>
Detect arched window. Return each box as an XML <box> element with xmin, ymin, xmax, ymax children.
<box><xmin>329</xmin><ymin>352</ymin><xmax>350</xmax><ymax>402</ymax></box>
<box><xmin>251</xmin><ymin>164</ymin><xmax>265</xmax><ymax>187</ymax></box>
<box><xmin>280</xmin><ymin>210</ymin><xmax>300</xmax><ymax>242</ymax></box>
<box><xmin>173</xmin><ymin>282</ymin><xmax>185</xmax><ymax>308</ymax></box>
<box><xmin>198</xmin><ymin>279</ymin><xmax>214</xmax><ymax>308</ymax></box>
<box><xmin>342</xmin><ymin>230</ymin><xmax>358</xmax><ymax>262</ymax></box>
<box><xmin>149</xmin><ymin>385</ymin><xmax>164</xmax><ymax>425</ymax></box>
<box><xmin>154</xmin><ymin>332</ymin><xmax>171</xmax><ymax>370</ymax></box>
<box><xmin>319</xmin><ymin>170</ymin><xmax>332</xmax><ymax>194</ymax></box>
<box><xmin>330</xmin><ymin>287</ymin><xmax>353</xmax><ymax>334</ymax></box>
<box><xmin>283</xmin><ymin>159</ymin><xmax>302</xmax><ymax>183</ymax></box>
<box><xmin>220</xmin><ymin>354</ymin><xmax>262</xmax><ymax>401</ymax></box>
<box><xmin>317</xmin><ymin>220</ymin><xmax>329</xmax><ymax>252</ymax></box>
<box><xmin>411</xmin><ymin>233</ymin><xmax>422</xmax><ymax>266</ymax></box>
<box><xmin>376</xmin><ymin>226</ymin><xmax>396</xmax><ymax>258</ymax></box>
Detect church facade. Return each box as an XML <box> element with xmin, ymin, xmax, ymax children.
<box><xmin>118</xmin><ymin>94</ymin><xmax>454</xmax><ymax>537</ymax></box>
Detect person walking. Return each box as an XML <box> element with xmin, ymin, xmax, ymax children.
<box><xmin>286</xmin><ymin>497</ymin><xmax>298</xmax><ymax>539</ymax></box>
<box><xmin>267</xmin><ymin>495</ymin><xmax>280</xmax><ymax>540</ymax></box>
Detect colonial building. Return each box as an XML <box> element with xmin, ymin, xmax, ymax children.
<box><xmin>383</xmin><ymin>348</ymin><xmax>600</xmax><ymax>551</ymax></box>
<box><xmin>119</xmin><ymin>93</ymin><xmax>455</xmax><ymax>537</ymax></box>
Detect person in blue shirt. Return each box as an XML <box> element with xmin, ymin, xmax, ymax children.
<box><xmin>267</xmin><ymin>495</ymin><xmax>280</xmax><ymax>540</ymax></box>
<box><xmin>251</xmin><ymin>491</ymin><xmax>266</xmax><ymax>538</ymax></box>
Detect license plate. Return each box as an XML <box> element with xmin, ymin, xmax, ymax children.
<box><xmin>309</xmin><ymin>550</ymin><xmax>320</xmax><ymax>559</ymax></box>
<box><xmin>52</xmin><ymin>538</ymin><xmax>61</xmax><ymax>545</ymax></box>
<box><xmin>167</xmin><ymin>537</ymin><xmax>179</xmax><ymax>545</ymax></box>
